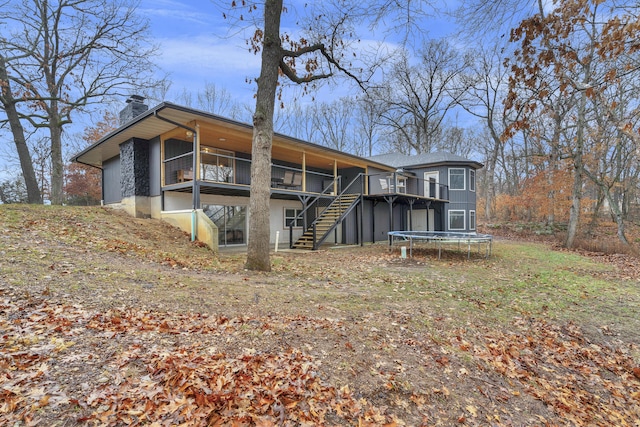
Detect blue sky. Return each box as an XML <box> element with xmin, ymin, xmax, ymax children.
<box><xmin>0</xmin><ymin>0</ymin><xmax>462</xmax><ymax>180</ymax></box>
<box><xmin>140</xmin><ymin>0</ymin><xmax>262</xmax><ymax>106</ymax></box>
<box><xmin>139</xmin><ymin>0</ymin><xmax>460</xmax><ymax>107</ymax></box>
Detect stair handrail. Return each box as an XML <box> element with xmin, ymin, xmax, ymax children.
<box><xmin>291</xmin><ymin>173</ymin><xmax>365</xmax><ymax>249</ymax></box>
<box><xmin>309</xmin><ymin>173</ymin><xmax>363</xmax><ymax>228</ymax></box>
<box><xmin>307</xmin><ymin>173</ymin><xmax>365</xmax><ymax>249</ymax></box>
<box><xmin>289</xmin><ymin>176</ymin><xmax>341</xmax><ymax>247</ymax></box>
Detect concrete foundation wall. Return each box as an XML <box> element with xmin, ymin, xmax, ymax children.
<box><xmin>150</xmin><ymin>196</ymin><xmax>162</xmax><ymax>219</ymax></box>
<box><xmin>120</xmin><ymin>196</ymin><xmax>151</xmax><ymax>219</ymax></box>
<box><xmin>161</xmin><ymin>209</ymin><xmax>218</xmax><ymax>252</ymax></box>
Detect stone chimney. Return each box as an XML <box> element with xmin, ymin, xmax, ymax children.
<box><xmin>119</xmin><ymin>95</ymin><xmax>148</xmax><ymax>125</ymax></box>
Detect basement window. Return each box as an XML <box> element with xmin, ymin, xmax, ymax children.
<box><xmin>284</xmin><ymin>208</ymin><xmax>304</xmax><ymax>228</ymax></box>
<box><xmin>448</xmin><ymin>210</ymin><xmax>465</xmax><ymax>231</ymax></box>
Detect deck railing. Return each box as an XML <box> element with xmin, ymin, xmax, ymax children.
<box><xmin>163</xmin><ymin>151</ymin><xmax>449</xmax><ymax>201</ymax></box>
<box><xmin>163</xmin><ymin>151</ymin><xmax>335</xmax><ymax>192</ymax></box>
<box><xmin>367</xmin><ymin>172</ymin><xmax>449</xmax><ymax>200</ymax></box>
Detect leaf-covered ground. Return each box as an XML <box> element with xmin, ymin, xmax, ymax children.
<box><xmin>1</xmin><ymin>205</ymin><xmax>639</xmax><ymax>426</ymax></box>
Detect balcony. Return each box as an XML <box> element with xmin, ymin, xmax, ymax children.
<box><xmin>162</xmin><ymin>142</ymin><xmax>448</xmax><ymax>202</ymax></box>
<box><xmin>163</xmin><ymin>148</ymin><xmax>338</xmax><ymax>195</ymax></box>
<box><xmin>367</xmin><ymin>172</ymin><xmax>449</xmax><ymax>201</ymax></box>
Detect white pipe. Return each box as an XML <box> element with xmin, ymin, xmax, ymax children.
<box><xmin>275</xmin><ymin>231</ymin><xmax>280</xmax><ymax>252</ymax></box>
<box><xmin>191</xmin><ymin>209</ymin><xmax>196</xmax><ymax>241</ymax></box>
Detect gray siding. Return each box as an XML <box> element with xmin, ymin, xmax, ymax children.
<box><xmin>401</xmin><ymin>165</ymin><xmax>478</xmax><ymax>232</ymax></box>
<box><xmin>305</xmin><ymin>166</ymin><xmax>331</xmax><ymax>193</ymax></box>
<box><xmin>340</xmin><ymin>167</ymin><xmax>365</xmax><ymax>193</ymax></box>
<box><xmin>444</xmin><ymin>166</ymin><xmax>477</xmax><ymax>232</ymax></box>
<box><xmin>103</xmin><ymin>156</ymin><xmax>121</xmax><ymax>204</ymax></box>
<box><xmin>149</xmin><ymin>137</ymin><xmax>161</xmax><ymax>196</ymax></box>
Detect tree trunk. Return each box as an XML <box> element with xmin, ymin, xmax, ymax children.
<box><xmin>565</xmin><ymin>164</ymin><xmax>582</xmax><ymax>248</ymax></box>
<box><xmin>565</xmin><ymin>92</ymin><xmax>587</xmax><ymax>248</ymax></box>
<box><xmin>49</xmin><ymin>106</ymin><xmax>64</xmax><ymax>205</ymax></box>
<box><xmin>484</xmin><ymin>123</ymin><xmax>502</xmax><ymax>221</ymax></box>
<box><xmin>245</xmin><ymin>0</ymin><xmax>283</xmax><ymax>272</ymax></box>
<box><xmin>0</xmin><ymin>57</ymin><xmax>42</xmax><ymax>204</ymax></box>
<box><xmin>604</xmin><ymin>185</ymin><xmax>629</xmax><ymax>245</ymax></box>
<box><xmin>587</xmin><ymin>191</ymin><xmax>604</xmax><ymax>236</ymax></box>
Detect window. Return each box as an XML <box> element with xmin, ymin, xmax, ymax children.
<box><xmin>469</xmin><ymin>169</ymin><xmax>476</xmax><ymax>192</ymax></box>
<box><xmin>448</xmin><ymin>210</ymin><xmax>465</xmax><ymax>230</ymax></box>
<box><xmin>469</xmin><ymin>210</ymin><xmax>476</xmax><ymax>231</ymax></box>
<box><xmin>201</xmin><ymin>147</ymin><xmax>234</xmax><ymax>183</ymax></box>
<box><xmin>285</xmin><ymin>208</ymin><xmax>304</xmax><ymax>228</ymax></box>
<box><xmin>449</xmin><ymin>168</ymin><xmax>465</xmax><ymax>190</ymax></box>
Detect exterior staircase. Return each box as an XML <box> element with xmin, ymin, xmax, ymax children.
<box><xmin>292</xmin><ymin>193</ymin><xmax>360</xmax><ymax>250</ymax></box>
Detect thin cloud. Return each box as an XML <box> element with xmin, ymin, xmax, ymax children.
<box><xmin>139</xmin><ymin>0</ymin><xmax>222</xmax><ymax>28</ymax></box>
<box><xmin>157</xmin><ymin>35</ymin><xmax>260</xmax><ymax>74</ymax></box>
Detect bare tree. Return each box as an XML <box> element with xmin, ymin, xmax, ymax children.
<box><xmin>582</xmin><ymin>79</ymin><xmax>640</xmax><ymax>244</ymax></box>
<box><xmin>223</xmin><ymin>0</ymin><xmax>434</xmax><ymax>271</ymax></box>
<box><xmin>377</xmin><ymin>39</ymin><xmax>473</xmax><ymax>155</ymax></box>
<box><xmin>457</xmin><ymin>46</ymin><xmax>511</xmax><ymax>219</ymax></box>
<box><xmin>0</xmin><ymin>0</ymin><xmax>159</xmax><ymax>204</ymax></box>
<box><xmin>311</xmin><ymin>98</ymin><xmax>358</xmax><ymax>153</ymax></box>
<box><xmin>353</xmin><ymin>91</ymin><xmax>386</xmax><ymax>157</ymax></box>
<box><xmin>0</xmin><ymin>54</ymin><xmax>41</xmax><ymax>203</ymax></box>
<box><xmin>274</xmin><ymin>101</ymin><xmax>318</xmax><ymax>142</ymax></box>
<box><xmin>197</xmin><ymin>83</ymin><xmax>238</xmax><ymax>116</ymax></box>
<box><xmin>437</xmin><ymin>120</ymin><xmax>476</xmax><ymax>158</ymax></box>
<box><xmin>454</xmin><ymin>0</ymin><xmax>547</xmax><ymax>42</ymax></box>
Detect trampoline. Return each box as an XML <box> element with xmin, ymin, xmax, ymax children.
<box><xmin>388</xmin><ymin>231</ymin><xmax>493</xmax><ymax>259</ymax></box>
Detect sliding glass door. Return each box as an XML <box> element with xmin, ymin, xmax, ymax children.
<box><xmin>203</xmin><ymin>204</ymin><xmax>247</xmax><ymax>246</ymax></box>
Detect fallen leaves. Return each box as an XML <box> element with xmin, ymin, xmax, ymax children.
<box><xmin>82</xmin><ymin>346</ymin><xmax>372</xmax><ymax>426</ymax></box>
<box><xmin>1</xmin><ymin>295</ymin><xmax>400</xmax><ymax>426</ymax></box>
<box><xmin>465</xmin><ymin>318</ymin><xmax>640</xmax><ymax>425</ymax></box>
<box><xmin>3</xmin><ymin>288</ymin><xmax>640</xmax><ymax>426</ymax></box>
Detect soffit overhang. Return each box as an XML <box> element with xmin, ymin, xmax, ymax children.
<box><xmin>72</xmin><ymin>102</ymin><xmax>392</xmax><ymax>171</ymax></box>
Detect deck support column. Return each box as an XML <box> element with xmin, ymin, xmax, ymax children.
<box><xmin>302</xmin><ymin>152</ymin><xmax>306</xmax><ymax>192</ymax></box>
<box><xmin>371</xmin><ymin>200</ymin><xmax>377</xmax><ymax>243</ymax></box>
<box><xmin>384</xmin><ymin>195</ymin><xmax>397</xmax><ymax>246</ymax></box>
<box><xmin>193</xmin><ymin>124</ymin><xmax>200</xmax><ymax>211</ymax></box>
<box><xmin>359</xmin><ymin>193</ymin><xmax>364</xmax><ymax>246</ymax></box>
<box><xmin>408</xmin><ymin>199</ymin><xmax>415</xmax><ymax>231</ymax></box>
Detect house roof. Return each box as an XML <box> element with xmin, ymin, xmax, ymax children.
<box><xmin>72</xmin><ymin>101</ymin><xmax>483</xmax><ymax>172</ymax></box>
<box><xmin>71</xmin><ymin>102</ymin><xmax>395</xmax><ymax>171</ymax></box>
<box><xmin>368</xmin><ymin>152</ymin><xmax>484</xmax><ymax>170</ymax></box>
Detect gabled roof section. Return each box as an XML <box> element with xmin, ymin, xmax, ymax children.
<box><xmin>368</xmin><ymin>152</ymin><xmax>484</xmax><ymax>170</ymax></box>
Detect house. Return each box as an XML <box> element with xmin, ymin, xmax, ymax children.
<box><xmin>71</xmin><ymin>97</ymin><xmax>483</xmax><ymax>251</ymax></box>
